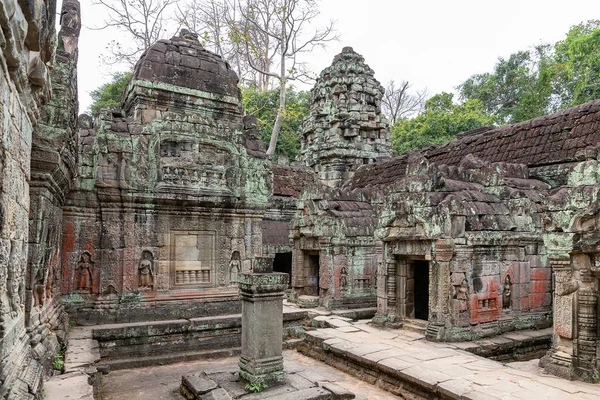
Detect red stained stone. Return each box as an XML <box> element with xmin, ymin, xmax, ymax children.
<box><xmin>531</xmin><ymin>268</ymin><xmax>551</xmax><ymax>281</ymax></box>
<box><xmin>529</xmin><ymin>293</ymin><xmax>552</xmax><ymax>309</ymax></box>
<box><xmin>531</xmin><ymin>280</ymin><xmax>550</xmax><ymax>293</ymax></box>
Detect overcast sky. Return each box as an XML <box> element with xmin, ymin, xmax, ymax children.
<box><xmin>63</xmin><ymin>0</ymin><xmax>600</xmax><ymax>113</ymax></box>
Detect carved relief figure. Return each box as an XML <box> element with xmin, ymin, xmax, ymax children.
<box><xmin>229</xmin><ymin>251</ymin><xmax>241</xmax><ymax>285</ymax></box>
<box><xmin>454</xmin><ymin>279</ymin><xmax>469</xmax><ymax>313</ymax></box>
<box><xmin>33</xmin><ymin>266</ymin><xmax>47</xmax><ymax>308</ymax></box>
<box><xmin>502</xmin><ymin>275</ymin><xmax>512</xmax><ymax>310</ymax></box>
<box><xmin>96</xmin><ymin>153</ymin><xmax>118</xmax><ymax>187</ymax></box>
<box><xmin>77</xmin><ymin>252</ymin><xmax>94</xmax><ymax>292</ymax></box>
<box><xmin>138</xmin><ymin>251</ymin><xmax>154</xmax><ymax>290</ymax></box>
<box><xmin>7</xmin><ymin>241</ymin><xmax>23</xmax><ymax>316</ymax></box>
<box><xmin>0</xmin><ymin>239</ymin><xmax>10</xmax><ymax>325</ymax></box>
<box><xmin>339</xmin><ymin>266</ymin><xmax>348</xmax><ymax>290</ymax></box>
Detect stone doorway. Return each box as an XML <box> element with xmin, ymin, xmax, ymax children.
<box><xmin>273</xmin><ymin>252</ymin><xmax>292</xmax><ymax>288</ymax></box>
<box><xmin>306</xmin><ymin>252</ymin><xmax>320</xmax><ymax>296</ymax></box>
<box><xmin>413</xmin><ymin>260</ymin><xmax>429</xmax><ymax>320</ymax></box>
<box><xmin>395</xmin><ymin>257</ymin><xmax>430</xmax><ymax>321</ymax></box>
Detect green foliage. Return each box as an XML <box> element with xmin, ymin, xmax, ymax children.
<box><xmin>89</xmin><ymin>71</ymin><xmax>132</xmax><ymax>115</ymax></box>
<box><xmin>52</xmin><ymin>354</ymin><xmax>64</xmax><ymax>371</ymax></box>
<box><xmin>551</xmin><ymin>20</ymin><xmax>600</xmax><ymax>108</ymax></box>
<box><xmin>458</xmin><ymin>49</ymin><xmax>552</xmax><ymax>124</ymax></box>
<box><xmin>241</xmin><ymin>87</ymin><xmax>309</xmax><ymax>161</ymax></box>
<box><xmin>391</xmin><ymin>93</ymin><xmax>494</xmax><ymax>154</ymax></box>
<box><xmin>458</xmin><ymin>19</ymin><xmax>600</xmax><ymax>124</ymax></box>
<box><xmin>245</xmin><ymin>382</ymin><xmax>268</xmax><ymax>393</ymax></box>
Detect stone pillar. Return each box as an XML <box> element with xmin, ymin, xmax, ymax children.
<box><xmin>238</xmin><ymin>258</ymin><xmax>288</xmax><ymax>386</ymax></box>
<box><xmin>575</xmin><ymin>269</ymin><xmax>599</xmax><ymax>382</ymax></box>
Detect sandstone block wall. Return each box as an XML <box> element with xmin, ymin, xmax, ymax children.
<box><xmin>0</xmin><ymin>0</ymin><xmax>77</xmax><ymax>398</ymax></box>
<box><xmin>62</xmin><ymin>32</ymin><xmax>274</xmax><ymax>324</ymax></box>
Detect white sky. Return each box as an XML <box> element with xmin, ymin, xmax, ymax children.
<box><xmin>62</xmin><ymin>0</ymin><xmax>600</xmax><ymax>113</ymax></box>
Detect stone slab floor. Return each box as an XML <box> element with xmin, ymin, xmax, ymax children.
<box><xmin>303</xmin><ymin>317</ymin><xmax>600</xmax><ymax>400</ymax></box>
<box><xmin>100</xmin><ymin>350</ymin><xmax>400</xmax><ymax>400</ymax></box>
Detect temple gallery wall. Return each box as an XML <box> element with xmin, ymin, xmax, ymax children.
<box><xmin>1</xmin><ymin>1</ymin><xmax>600</xmax><ymax>398</ymax></box>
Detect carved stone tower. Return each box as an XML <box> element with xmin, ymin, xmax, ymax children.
<box><xmin>298</xmin><ymin>47</ymin><xmax>392</xmax><ymax>188</ymax></box>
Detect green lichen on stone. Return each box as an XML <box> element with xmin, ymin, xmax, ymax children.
<box><xmin>60</xmin><ymin>293</ymin><xmax>85</xmax><ymax>305</ymax></box>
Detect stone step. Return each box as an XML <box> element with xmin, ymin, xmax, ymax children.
<box><xmin>297</xmin><ymin>296</ymin><xmax>320</xmax><ymax>308</ymax></box>
<box><xmin>330</xmin><ymin>307</ymin><xmax>376</xmax><ymax>320</ymax></box>
<box><xmin>402</xmin><ymin>319</ymin><xmax>428</xmax><ymax>334</ymax></box>
<box><xmin>97</xmin><ymin>347</ymin><xmax>241</xmax><ymax>371</ymax></box>
<box><xmin>283</xmin><ymin>338</ymin><xmax>304</xmax><ymax>350</ymax></box>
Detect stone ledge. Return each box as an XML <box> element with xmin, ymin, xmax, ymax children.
<box><xmin>44</xmin><ymin>327</ymin><xmax>98</xmax><ymax>400</ymax></box>
<box><xmin>299</xmin><ymin>324</ymin><xmax>600</xmax><ymax>400</ymax></box>
<box><xmin>44</xmin><ymin>371</ymin><xmax>93</xmax><ymax>400</ymax></box>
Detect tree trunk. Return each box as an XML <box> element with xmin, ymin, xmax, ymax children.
<box><xmin>266</xmin><ymin>81</ymin><xmax>285</xmax><ymax>156</ymax></box>
<box><xmin>266</xmin><ymin>52</ymin><xmax>286</xmax><ymax>156</ymax></box>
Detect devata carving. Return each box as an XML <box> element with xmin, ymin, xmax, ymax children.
<box><xmin>454</xmin><ymin>279</ymin><xmax>469</xmax><ymax>313</ymax></box>
<box><xmin>138</xmin><ymin>251</ymin><xmax>154</xmax><ymax>290</ymax></box>
<box><xmin>229</xmin><ymin>251</ymin><xmax>241</xmax><ymax>286</ymax></box>
<box><xmin>339</xmin><ymin>267</ymin><xmax>348</xmax><ymax>291</ymax></box>
<box><xmin>502</xmin><ymin>275</ymin><xmax>512</xmax><ymax>310</ymax></box>
<box><xmin>77</xmin><ymin>252</ymin><xmax>94</xmax><ymax>292</ymax></box>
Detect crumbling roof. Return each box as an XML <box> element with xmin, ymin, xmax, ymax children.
<box><xmin>325</xmin><ymin>200</ymin><xmax>376</xmax><ymax>237</ymax></box>
<box><xmin>272</xmin><ymin>164</ymin><xmax>317</xmax><ymax>197</ymax></box>
<box><xmin>346</xmin><ymin>99</ymin><xmax>600</xmax><ymax>190</ymax></box>
<box><xmin>346</xmin><ymin>156</ymin><xmax>409</xmax><ymax>189</ymax></box>
<box><xmin>425</xmin><ymin>100</ymin><xmax>600</xmax><ymax>167</ymax></box>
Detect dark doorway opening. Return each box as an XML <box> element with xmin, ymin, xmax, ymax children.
<box><xmin>413</xmin><ymin>260</ymin><xmax>429</xmax><ymax>320</ymax></box>
<box><xmin>307</xmin><ymin>253</ymin><xmax>320</xmax><ymax>296</ymax></box>
<box><xmin>273</xmin><ymin>252</ymin><xmax>292</xmax><ymax>287</ymax></box>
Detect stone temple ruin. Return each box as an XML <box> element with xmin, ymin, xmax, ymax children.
<box><xmin>2</xmin><ymin>1</ymin><xmax>600</xmax><ymax>398</ymax></box>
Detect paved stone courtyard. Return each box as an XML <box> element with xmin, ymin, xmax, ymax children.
<box><xmin>100</xmin><ymin>351</ymin><xmax>400</xmax><ymax>400</ymax></box>
<box><xmin>301</xmin><ymin>316</ymin><xmax>600</xmax><ymax>400</ymax></box>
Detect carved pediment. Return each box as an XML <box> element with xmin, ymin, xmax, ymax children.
<box><xmin>157</xmin><ymin>139</ymin><xmax>237</xmax><ymax>194</ymax></box>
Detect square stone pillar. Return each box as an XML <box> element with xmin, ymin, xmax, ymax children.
<box><xmin>238</xmin><ymin>265</ymin><xmax>289</xmax><ymax>386</ymax></box>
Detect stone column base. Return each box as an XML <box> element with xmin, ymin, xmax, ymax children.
<box><xmin>542</xmin><ymin>351</ymin><xmax>575</xmax><ymax>381</ymax></box>
<box><xmin>239</xmin><ymin>355</ymin><xmax>284</xmax><ymax>386</ymax></box>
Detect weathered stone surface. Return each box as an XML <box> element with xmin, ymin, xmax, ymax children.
<box><xmin>298</xmin><ymin>46</ymin><xmax>392</xmax><ymax>188</ymax></box>
<box><xmin>199</xmin><ymin>388</ymin><xmax>233</xmax><ymax>400</ymax></box>
<box><xmin>182</xmin><ymin>374</ymin><xmax>218</xmax><ymax>396</ymax></box>
<box><xmin>0</xmin><ymin>1</ymin><xmax>76</xmax><ymax>398</ymax></box>
<box><xmin>44</xmin><ymin>371</ymin><xmax>94</xmax><ymax>400</ymax></box>
<box><xmin>239</xmin><ymin>271</ymin><xmax>288</xmax><ymax>385</ymax></box>
<box><xmin>62</xmin><ymin>29</ymin><xmax>273</xmax><ymax>322</ymax></box>
<box><xmin>2</xmin><ymin>0</ymin><xmax>600</xmax><ymax>389</ymax></box>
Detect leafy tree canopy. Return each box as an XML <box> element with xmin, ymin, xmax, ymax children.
<box><xmin>458</xmin><ymin>49</ymin><xmax>551</xmax><ymax>124</ymax></box>
<box><xmin>241</xmin><ymin>87</ymin><xmax>309</xmax><ymax>161</ymax></box>
<box><xmin>551</xmin><ymin>20</ymin><xmax>600</xmax><ymax>108</ymax></box>
<box><xmin>458</xmin><ymin>19</ymin><xmax>600</xmax><ymax>125</ymax></box>
<box><xmin>391</xmin><ymin>93</ymin><xmax>494</xmax><ymax>154</ymax></box>
<box><xmin>89</xmin><ymin>71</ymin><xmax>132</xmax><ymax>115</ymax></box>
